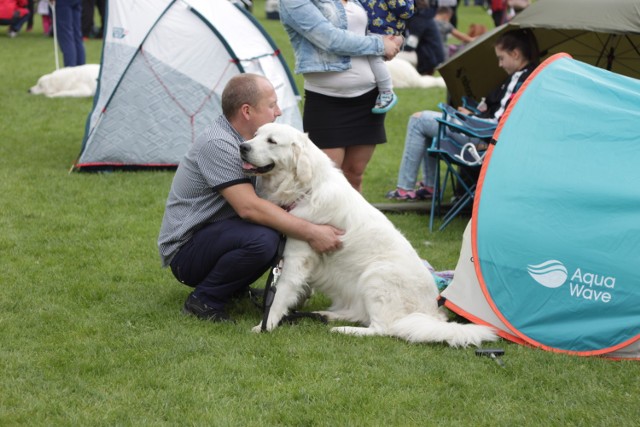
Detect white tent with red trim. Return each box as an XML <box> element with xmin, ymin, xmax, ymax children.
<box><xmin>74</xmin><ymin>0</ymin><xmax>301</xmax><ymax>171</ymax></box>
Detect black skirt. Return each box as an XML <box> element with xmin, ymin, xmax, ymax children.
<box><xmin>303</xmin><ymin>88</ymin><xmax>387</xmax><ymax>149</ymax></box>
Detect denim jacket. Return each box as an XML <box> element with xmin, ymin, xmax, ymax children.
<box><xmin>280</xmin><ymin>0</ymin><xmax>385</xmax><ymax>74</ymax></box>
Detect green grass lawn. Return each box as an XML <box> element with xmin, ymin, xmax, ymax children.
<box><xmin>1</xmin><ymin>1</ymin><xmax>638</xmax><ymax>425</ymax></box>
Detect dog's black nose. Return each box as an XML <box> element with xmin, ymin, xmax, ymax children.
<box><xmin>239</xmin><ymin>143</ymin><xmax>251</xmax><ymax>154</ymax></box>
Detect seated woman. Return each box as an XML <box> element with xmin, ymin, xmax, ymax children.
<box><xmin>386</xmin><ymin>28</ymin><xmax>539</xmax><ymax>200</ymax></box>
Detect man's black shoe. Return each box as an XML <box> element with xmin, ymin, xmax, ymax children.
<box><xmin>182</xmin><ymin>293</ymin><xmax>234</xmax><ymax>323</ymax></box>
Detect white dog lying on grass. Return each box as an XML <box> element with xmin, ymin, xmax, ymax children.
<box><xmin>240</xmin><ymin>123</ymin><xmax>497</xmax><ymax>347</ymax></box>
<box><xmin>387</xmin><ymin>58</ymin><xmax>446</xmax><ymax>89</ymax></box>
<box><xmin>29</xmin><ymin>64</ymin><xmax>100</xmax><ymax>98</ymax></box>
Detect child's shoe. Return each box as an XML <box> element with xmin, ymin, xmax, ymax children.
<box><xmin>372</xmin><ymin>90</ymin><xmax>398</xmax><ymax>114</ymax></box>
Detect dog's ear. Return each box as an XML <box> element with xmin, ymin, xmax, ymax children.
<box><xmin>292</xmin><ymin>139</ymin><xmax>313</xmax><ymax>184</ymax></box>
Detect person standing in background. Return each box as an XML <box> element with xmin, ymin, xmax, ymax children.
<box><xmin>51</xmin><ymin>0</ymin><xmax>85</xmax><ymax>66</ymax></box>
<box><xmin>490</xmin><ymin>0</ymin><xmax>507</xmax><ymax>27</ymax></box>
<box><xmin>81</xmin><ymin>0</ymin><xmax>104</xmax><ymax>39</ymax></box>
<box><xmin>35</xmin><ymin>0</ymin><xmax>52</xmax><ymax>35</ymax></box>
<box><xmin>279</xmin><ymin>0</ymin><xmax>403</xmax><ymax>192</ymax></box>
<box><xmin>402</xmin><ymin>0</ymin><xmax>444</xmax><ymax>76</ymax></box>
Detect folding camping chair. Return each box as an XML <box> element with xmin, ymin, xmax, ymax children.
<box><xmin>428</xmin><ymin>102</ymin><xmax>496</xmax><ymax>231</ymax></box>
<box><xmin>461</xmin><ymin>96</ymin><xmax>485</xmax><ymax>115</ymax></box>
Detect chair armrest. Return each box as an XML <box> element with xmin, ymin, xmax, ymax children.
<box><xmin>435</xmin><ymin>117</ymin><xmax>496</xmax><ymax>139</ymax></box>
<box><xmin>462</xmin><ymin>96</ymin><xmax>482</xmax><ymax>115</ymax></box>
<box><xmin>439</xmin><ymin>102</ymin><xmax>496</xmax><ymax>132</ymax></box>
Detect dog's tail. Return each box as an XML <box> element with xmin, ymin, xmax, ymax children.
<box><xmin>389</xmin><ymin>313</ymin><xmax>498</xmax><ymax>347</ymax></box>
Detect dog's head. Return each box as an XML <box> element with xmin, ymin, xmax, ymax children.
<box><xmin>28</xmin><ymin>75</ymin><xmax>48</xmax><ymax>95</ymax></box>
<box><xmin>240</xmin><ymin>123</ymin><xmax>315</xmax><ymax>184</ymax></box>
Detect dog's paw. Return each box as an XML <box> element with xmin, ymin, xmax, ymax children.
<box><xmin>265</xmin><ymin>317</ymin><xmax>281</xmax><ymax>331</ymax></box>
<box><xmin>252</xmin><ymin>320</ymin><xmax>278</xmax><ymax>333</ymax></box>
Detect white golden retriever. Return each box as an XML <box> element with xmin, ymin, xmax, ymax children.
<box><xmin>387</xmin><ymin>58</ymin><xmax>446</xmax><ymax>89</ymax></box>
<box><xmin>240</xmin><ymin>123</ymin><xmax>497</xmax><ymax>347</ymax></box>
<box><xmin>29</xmin><ymin>64</ymin><xmax>99</xmax><ymax>98</ymax></box>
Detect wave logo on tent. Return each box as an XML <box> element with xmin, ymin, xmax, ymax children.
<box><xmin>112</xmin><ymin>27</ymin><xmax>128</xmax><ymax>39</ymax></box>
<box><xmin>527</xmin><ymin>260</ymin><xmax>568</xmax><ymax>288</ymax></box>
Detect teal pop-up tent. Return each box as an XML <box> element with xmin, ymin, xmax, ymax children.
<box><xmin>441</xmin><ymin>53</ymin><xmax>640</xmax><ymax>359</ymax></box>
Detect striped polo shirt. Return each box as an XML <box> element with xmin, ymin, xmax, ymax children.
<box><xmin>157</xmin><ymin>115</ymin><xmax>254</xmax><ymax>267</ymax></box>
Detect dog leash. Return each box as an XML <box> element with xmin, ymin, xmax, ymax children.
<box><xmin>251</xmin><ymin>235</ymin><xmax>327</xmax><ymax>332</ymax></box>
<box><xmin>261</xmin><ymin>255</ymin><xmax>283</xmax><ymax>332</ymax></box>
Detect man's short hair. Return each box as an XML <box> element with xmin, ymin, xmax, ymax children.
<box><xmin>221</xmin><ymin>73</ymin><xmax>267</xmax><ymax>118</ymax></box>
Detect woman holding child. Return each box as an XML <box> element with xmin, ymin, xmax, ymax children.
<box><xmin>279</xmin><ymin>0</ymin><xmax>404</xmax><ymax>192</ymax></box>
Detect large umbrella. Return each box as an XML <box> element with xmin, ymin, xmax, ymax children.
<box><xmin>439</xmin><ymin>0</ymin><xmax>640</xmax><ymax>106</ymax></box>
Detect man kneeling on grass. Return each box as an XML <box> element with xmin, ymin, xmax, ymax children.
<box><xmin>157</xmin><ymin>74</ymin><xmax>343</xmax><ymax>323</ymax></box>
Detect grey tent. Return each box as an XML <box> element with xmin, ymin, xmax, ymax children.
<box><xmin>73</xmin><ymin>0</ymin><xmax>301</xmax><ymax>171</ymax></box>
